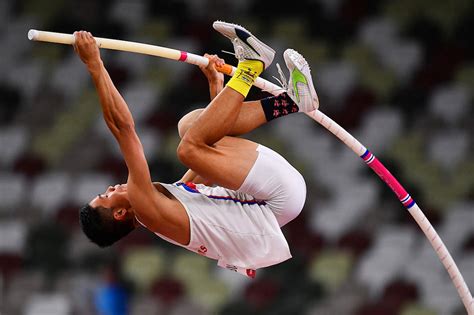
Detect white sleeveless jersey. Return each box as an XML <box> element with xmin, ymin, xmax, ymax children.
<box><xmin>152</xmin><ymin>182</ymin><xmax>292</xmax><ymax>277</ymax></box>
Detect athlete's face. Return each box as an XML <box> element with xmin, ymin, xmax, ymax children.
<box><xmin>89</xmin><ymin>184</ymin><xmax>133</xmax><ymax>221</ymax></box>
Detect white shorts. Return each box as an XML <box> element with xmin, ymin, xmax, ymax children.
<box><xmin>151</xmin><ymin>144</ymin><xmax>306</xmax><ymax>276</ymax></box>
<box><xmin>238</xmin><ymin>145</ymin><xmax>307</xmax><ymax>226</ymax></box>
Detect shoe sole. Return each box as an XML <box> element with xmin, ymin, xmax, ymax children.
<box><xmin>284</xmin><ymin>49</ymin><xmax>319</xmax><ymax>111</ymax></box>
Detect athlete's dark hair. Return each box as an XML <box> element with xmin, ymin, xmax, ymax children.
<box><xmin>79</xmin><ymin>204</ymin><xmax>135</xmax><ymax>247</ymax></box>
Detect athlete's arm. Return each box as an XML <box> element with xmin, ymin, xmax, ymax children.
<box><xmin>199</xmin><ymin>54</ymin><xmax>225</xmax><ymax>100</ymax></box>
<box><xmin>73</xmin><ymin>31</ymin><xmax>178</xmax><ymax>228</ymax></box>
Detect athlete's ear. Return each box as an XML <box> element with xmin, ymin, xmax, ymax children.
<box><xmin>113</xmin><ymin>208</ymin><xmax>127</xmax><ymax>221</ymax></box>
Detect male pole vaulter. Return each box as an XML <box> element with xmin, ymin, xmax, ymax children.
<box><xmin>76</xmin><ymin>21</ymin><xmax>319</xmax><ymax>277</ymax></box>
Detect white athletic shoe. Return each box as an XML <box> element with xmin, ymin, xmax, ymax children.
<box><xmin>213</xmin><ymin>21</ymin><xmax>275</xmax><ymax>69</ymax></box>
<box><xmin>283</xmin><ymin>49</ymin><xmax>319</xmax><ymax>112</ymax></box>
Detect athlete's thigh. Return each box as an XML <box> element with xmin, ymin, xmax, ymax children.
<box><xmin>189</xmin><ymin>136</ymin><xmax>259</xmax><ymax>190</ymax></box>
<box><xmin>178</xmin><ymin>101</ymin><xmax>266</xmax><ymax>139</ymax></box>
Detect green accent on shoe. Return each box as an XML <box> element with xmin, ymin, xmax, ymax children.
<box><xmin>291</xmin><ymin>68</ymin><xmax>307</xmax><ymax>103</ymax></box>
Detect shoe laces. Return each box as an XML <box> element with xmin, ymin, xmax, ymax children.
<box><xmin>221</xmin><ymin>41</ymin><xmax>245</xmax><ymax>61</ymax></box>
<box><xmin>233</xmin><ymin>39</ymin><xmax>246</xmax><ymax>60</ymax></box>
<box><xmin>221</xmin><ymin>49</ymin><xmax>236</xmax><ymax>57</ymax></box>
<box><xmin>273</xmin><ymin>63</ymin><xmax>288</xmax><ymax>91</ymax></box>
<box><xmin>260</xmin><ymin>63</ymin><xmax>288</xmax><ymax>94</ymax></box>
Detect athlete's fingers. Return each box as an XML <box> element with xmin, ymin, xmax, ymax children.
<box><xmin>73</xmin><ymin>31</ymin><xmax>78</xmax><ymax>51</ymax></box>
<box><xmin>215</xmin><ymin>56</ymin><xmax>225</xmax><ymax>67</ymax></box>
<box><xmin>72</xmin><ymin>30</ymin><xmax>101</xmax><ymax>65</ymax></box>
<box><xmin>205</xmin><ymin>54</ymin><xmax>225</xmax><ymax>68</ymax></box>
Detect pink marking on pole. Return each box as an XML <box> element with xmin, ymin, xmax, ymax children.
<box><xmin>179</xmin><ymin>51</ymin><xmax>188</xmax><ymax>61</ymax></box>
<box><xmin>363</xmin><ymin>153</ymin><xmax>410</xmax><ymax>203</ymax></box>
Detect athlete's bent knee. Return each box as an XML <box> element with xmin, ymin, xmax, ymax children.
<box><xmin>177</xmin><ymin>138</ymin><xmax>201</xmax><ymax>168</ymax></box>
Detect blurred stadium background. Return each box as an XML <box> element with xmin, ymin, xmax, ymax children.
<box><xmin>0</xmin><ymin>0</ymin><xmax>473</xmax><ymax>314</ymax></box>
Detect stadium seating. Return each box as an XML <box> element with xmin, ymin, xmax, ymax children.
<box><xmin>1</xmin><ymin>0</ymin><xmax>472</xmax><ymax>314</ymax></box>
